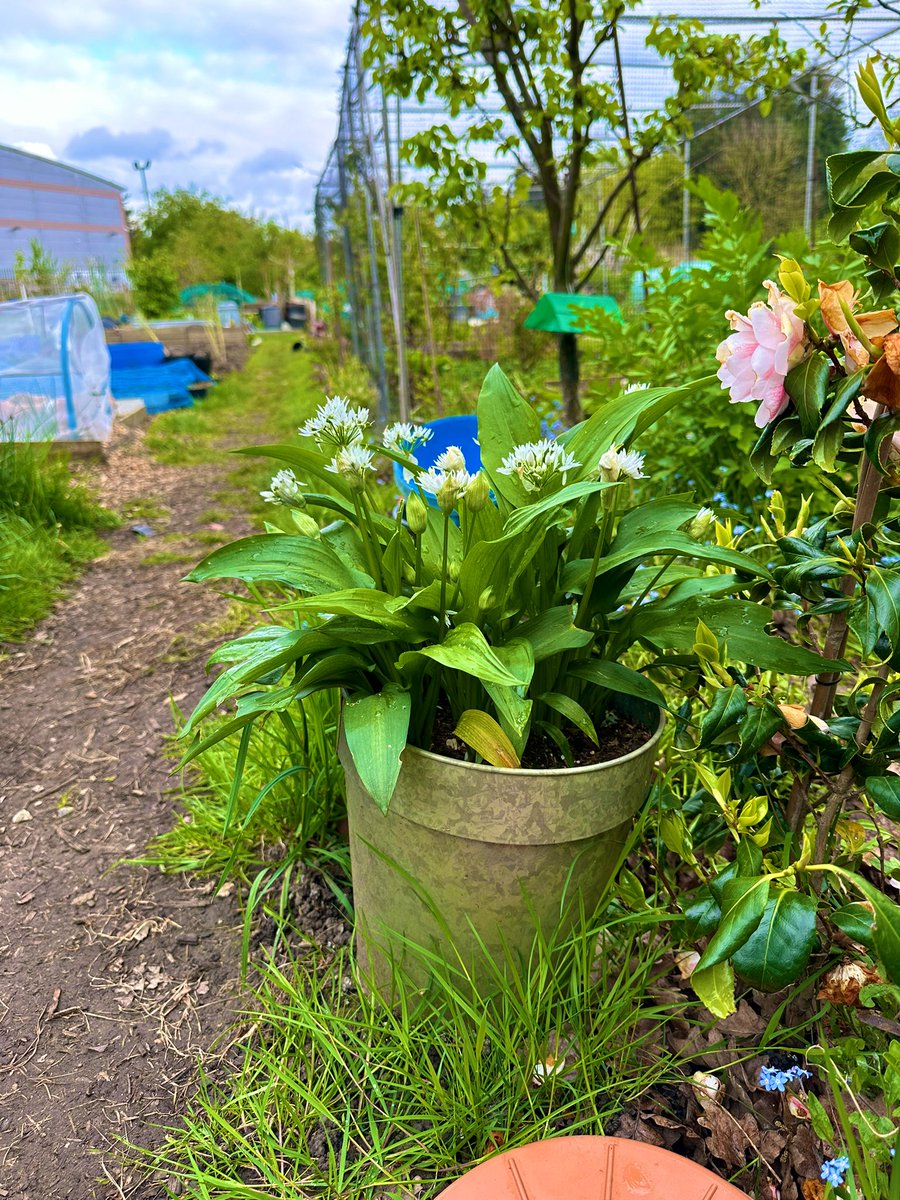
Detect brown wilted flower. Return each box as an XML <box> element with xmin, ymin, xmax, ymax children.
<box><xmin>816</xmin><ymin>959</ymin><xmax>880</xmax><ymax>1006</ymax></box>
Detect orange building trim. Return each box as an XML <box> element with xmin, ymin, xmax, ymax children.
<box><xmin>0</xmin><ymin>218</ymin><xmax>125</xmax><ymax>234</ymax></box>
<box><xmin>0</xmin><ymin>176</ymin><xmax>123</xmax><ymax>200</ymax></box>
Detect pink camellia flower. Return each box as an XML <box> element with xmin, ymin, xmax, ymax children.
<box><xmin>716</xmin><ymin>281</ymin><xmax>809</xmax><ymax>428</ymax></box>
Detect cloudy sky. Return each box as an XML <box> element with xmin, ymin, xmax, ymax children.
<box><xmin>1</xmin><ymin>0</ymin><xmax>352</xmax><ymax>228</ymax></box>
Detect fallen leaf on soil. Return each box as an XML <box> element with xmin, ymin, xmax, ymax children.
<box><xmin>817</xmin><ymin>960</ymin><xmax>881</xmax><ymax>1006</ymax></box>
<box><xmin>721</xmin><ymin>999</ymin><xmax>764</xmax><ymax>1038</ymax></box>
<box><xmin>16</xmin><ymin>891</ymin><xmax>35</xmax><ymax>905</ymax></box>
<box><xmin>801</xmin><ymin>1179</ymin><xmax>825</xmax><ymax>1200</ymax></box>
<box><xmin>788</xmin><ymin>1125</ymin><xmax>821</xmax><ymax>1179</ymax></box>
<box><xmin>71</xmin><ymin>890</ymin><xmax>96</xmax><ymax>907</ymax></box>
<box><xmin>697</xmin><ymin>1105</ymin><xmax>757</xmax><ymax>1169</ymax></box>
<box><xmin>612</xmin><ymin>1110</ymin><xmax>667</xmax><ymax>1147</ymax></box>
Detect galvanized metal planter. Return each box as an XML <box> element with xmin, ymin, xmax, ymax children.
<box><xmin>340</xmin><ymin>698</ymin><xmax>665</xmax><ymax>995</ymax></box>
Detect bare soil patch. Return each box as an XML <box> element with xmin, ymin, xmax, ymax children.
<box><xmin>0</xmin><ymin>427</ymin><xmax>251</xmax><ymax>1199</ymax></box>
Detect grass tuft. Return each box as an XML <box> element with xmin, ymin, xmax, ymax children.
<box><xmin>144</xmin><ymin>907</ymin><xmax>683</xmax><ymax>1199</ymax></box>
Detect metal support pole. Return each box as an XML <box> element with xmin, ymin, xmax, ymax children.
<box><xmin>682</xmin><ymin>138</ymin><xmax>691</xmax><ymax>260</ymax></box>
<box><xmin>363</xmin><ymin>182</ymin><xmax>390</xmax><ymax>423</ymax></box>
<box><xmin>804</xmin><ymin>72</ymin><xmax>819</xmax><ymax>243</ymax></box>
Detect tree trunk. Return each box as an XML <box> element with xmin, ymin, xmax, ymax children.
<box><xmin>559</xmin><ymin>331</ymin><xmax>580</xmax><ymax>423</ymax></box>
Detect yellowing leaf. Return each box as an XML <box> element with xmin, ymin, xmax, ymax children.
<box><xmin>691</xmin><ymin>960</ymin><xmax>737</xmax><ymax>1019</ymax></box>
<box><xmin>454</xmin><ymin>710</ymin><xmax>521</xmax><ymax>768</ymax></box>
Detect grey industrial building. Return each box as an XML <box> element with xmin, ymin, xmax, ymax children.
<box><xmin>0</xmin><ymin>143</ymin><xmax>130</xmax><ymax>284</ymax></box>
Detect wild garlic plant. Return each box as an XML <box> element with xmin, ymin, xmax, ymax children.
<box><xmin>181</xmin><ymin>368</ymin><xmax>831</xmax><ymax>813</ymax></box>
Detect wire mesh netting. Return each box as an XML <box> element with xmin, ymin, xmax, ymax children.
<box><xmin>315</xmin><ymin>1</ymin><xmax>900</xmax><ymax>416</ymax></box>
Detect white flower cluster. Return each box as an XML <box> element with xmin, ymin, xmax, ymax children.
<box><xmin>597</xmin><ymin>445</ymin><xmax>646</xmax><ymax>483</ymax></box>
<box><xmin>383</xmin><ymin>421</ymin><xmax>433</xmax><ymax>455</ymax></box>
<box><xmin>496</xmin><ymin>438</ymin><xmax>581</xmax><ymax>494</ymax></box>
<box><xmin>325</xmin><ymin>443</ymin><xmax>376</xmax><ymax>490</ymax></box>
<box><xmin>417</xmin><ymin>464</ymin><xmax>475</xmax><ymax>512</ymax></box>
<box><xmin>299</xmin><ymin>395</ymin><xmax>371</xmax><ymax>451</ymax></box>
<box><xmin>260</xmin><ymin>468</ymin><xmax>305</xmax><ymax>507</ymax></box>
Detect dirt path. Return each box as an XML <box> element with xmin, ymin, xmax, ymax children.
<box><xmin>0</xmin><ymin>427</ymin><xmax>250</xmax><ymax>1200</ymax></box>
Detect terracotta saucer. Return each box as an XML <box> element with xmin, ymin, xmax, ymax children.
<box><xmin>438</xmin><ymin>1135</ymin><xmax>749</xmax><ymax>1199</ymax></box>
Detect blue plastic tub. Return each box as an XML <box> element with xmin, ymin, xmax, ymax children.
<box><xmin>392</xmin><ymin>414</ymin><xmax>480</xmax><ymax>503</ymax></box>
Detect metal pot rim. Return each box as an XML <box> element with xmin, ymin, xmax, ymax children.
<box><xmin>400</xmin><ymin>706</ymin><xmax>665</xmax><ymax>778</ymax></box>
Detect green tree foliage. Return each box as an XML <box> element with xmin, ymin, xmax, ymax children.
<box><xmin>692</xmin><ymin>74</ymin><xmax>848</xmax><ymax>239</ymax></box>
<box><xmin>128</xmin><ymin>250</ymin><xmax>180</xmax><ymax>319</ymax></box>
<box><xmin>363</xmin><ymin>0</ymin><xmax>805</xmax><ymax>418</ymax></box>
<box><xmin>129</xmin><ymin>189</ymin><xmax>317</xmax><ymax>303</ymax></box>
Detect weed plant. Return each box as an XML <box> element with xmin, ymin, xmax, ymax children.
<box><xmin>145</xmin><ymin>907</ymin><xmax>686</xmax><ymax>1199</ymax></box>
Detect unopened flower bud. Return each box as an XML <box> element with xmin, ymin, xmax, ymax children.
<box><xmin>448</xmin><ymin>558</ymin><xmax>460</xmax><ymax>582</ymax></box>
<box><xmin>478</xmin><ymin>586</ymin><xmax>497</xmax><ymax>611</ymax></box>
<box><xmin>292</xmin><ymin>511</ymin><xmax>320</xmax><ymax>538</ymax></box>
<box><xmin>465</xmin><ymin>471</ymin><xmax>489</xmax><ymax>513</ymax></box>
<box><xmin>437</xmin><ymin>477</ymin><xmax>458</xmax><ymax>514</ymax></box>
<box><xmin>406</xmin><ymin>491</ymin><xmax>428</xmax><ymax>535</ymax></box>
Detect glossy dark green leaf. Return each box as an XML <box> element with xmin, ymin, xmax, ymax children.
<box><xmin>732</xmin><ymin>890</ymin><xmax>818</xmax><ymax>991</ymax></box>
<box><xmin>819</xmin><ymin>369</ymin><xmax>866</xmax><ymax>431</ymax></box>
<box><xmin>864</xmin><ymin>415</ymin><xmax>900</xmax><ymax>476</ymax></box>
<box><xmin>735</xmin><ymin>699</ymin><xmax>786</xmax><ymax>761</ymax></box>
<box><xmin>749</xmin><ymin>420</ymin><xmax>778</xmax><ymax>483</ymax></box>
<box><xmin>696</xmin><ymin>876</ymin><xmax>770</xmax><ymax>971</ymax></box>
<box><xmin>866</xmin><ymin>775</ymin><xmax>900</xmax><ymax>820</ymax></box>
<box><xmin>835</xmin><ymin>871</ymin><xmax>900</xmax><ymax>985</ymax></box>
<box><xmin>865</xmin><ymin>566</ymin><xmax>900</xmax><ymax>652</ymax></box>
<box><xmin>849</xmin><ymin>222</ymin><xmax>900</xmax><ymax>272</ymax></box>
<box><xmin>684</xmin><ymin>886</ymin><xmax>721</xmax><ymax>939</ymax></box>
<box><xmin>699</xmin><ymin>685</ymin><xmax>747</xmax><ymax>748</ymax></box>
<box><xmin>631</xmin><ymin>595</ymin><xmax>849</xmax><ymax>676</ymax></box>
<box><xmin>512</xmin><ymin>607</ymin><xmax>594</xmax><ymax>661</ymax></box>
<box><xmin>831</xmin><ymin>902</ymin><xmax>876</xmax><ymax>950</ymax></box>
<box><xmin>785</xmin><ymin>352</ymin><xmax>831</xmax><ymax>436</ymax></box>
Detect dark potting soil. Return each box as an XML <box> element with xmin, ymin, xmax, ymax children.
<box><xmin>429</xmin><ymin>705</ymin><xmax>654</xmax><ymax>769</ymax></box>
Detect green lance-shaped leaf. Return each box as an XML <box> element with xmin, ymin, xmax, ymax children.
<box><xmin>539</xmin><ymin>692</ymin><xmax>598</xmax><ymax>745</ymax></box>
<box><xmin>476</xmin><ymin>364</ymin><xmax>541</xmax><ymax>508</ymax></box>
<box><xmin>569</xmin><ymin>660</ymin><xmax>668</xmax><ymax>711</ymax></box>
<box><xmin>512</xmin><ymin>607</ymin><xmax>594</xmax><ymax>662</ymax></box>
<box><xmin>732</xmin><ymin>890</ymin><xmax>818</xmax><ymax>991</ymax></box>
<box><xmin>865</xmin><ymin>775</ymin><xmax>900</xmax><ymax>821</ymax></box>
<box><xmin>187</xmin><ymin>534</ymin><xmax>373</xmax><ymax>592</ymax></box>
<box><xmin>690</xmin><ymin>959</ymin><xmax>737</xmax><ymax>1019</ymax></box>
<box><xmin>343</xmin><ymin>685</ymin><xmax>412</xmax><ymax>814</ymax></box>
<box><xmin>696</xmin><ymin>876</ymin><xmax>771</xmax><ymax>972</ymax></box>
<box><xmin>398</xmin><ymin>622</ymin><xmax>532</xmax><ymax>689</ymax></box>
<box><xmin>785</xmin><ymin>352</ymin><xmax>831</xmax><ymax>437</ymax></box>
<box><xmin>453</xmin><ymin>710</ymin><xmax>521</xmax><ymax>768</ymax></box>
<box><xmin>561</xmin><ymin>376</ymin><xmax>712</xmax><ymax>473</ymax></box>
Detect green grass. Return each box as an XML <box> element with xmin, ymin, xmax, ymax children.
<box><xmin>146</xmin><ymin>334</ymin><xmax>325</xmax><ymax>512</ymax></box>
<box><xmin>0</xmin><ymin>438</ymin><xmax>116</xmax><ymax>641</ymax></box>
<box><xmin>142</xmin><ymin>908</ymin><xmax>687</xmax><ymax>1199</ymax></box>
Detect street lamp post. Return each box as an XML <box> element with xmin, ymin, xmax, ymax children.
<box><xmin>132</xmin><ymin>160</ymin><xmax>152</xmax><ymax>209</ymax></box>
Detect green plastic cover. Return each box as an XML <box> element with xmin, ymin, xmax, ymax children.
<box><xmin>523</xmin><ymin>292</ymin><xmax>622</xmax><ymax>334</ymax></box>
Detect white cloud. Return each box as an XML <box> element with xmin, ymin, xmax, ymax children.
<box><xmin>0</xmin><ymin>1</ymin><xmax>352</xmax><ymax>228</ymax></box>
